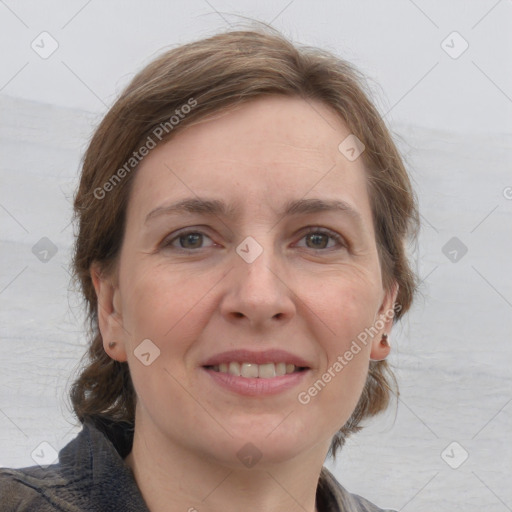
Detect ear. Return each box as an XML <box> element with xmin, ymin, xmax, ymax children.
<box><xmin>369</xmin><ymin>281</ymin><xmax>399</xmax><ymax>361</ymax></box>
<box><xmin>90</xmin><ymin>263</ymin><xmax>128</xmax><ymax>362</ymax></box>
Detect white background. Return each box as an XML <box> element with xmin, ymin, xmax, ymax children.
<box><xmin>1</xmin><ymin>1</ymin><xmax>511</xmax><ymax>511</ymax></box>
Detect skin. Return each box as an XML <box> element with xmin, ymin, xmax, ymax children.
<box><xmin>91</xmin><ymin>95</ymin><xmax>398</xmax><ymax>512</ymax></box>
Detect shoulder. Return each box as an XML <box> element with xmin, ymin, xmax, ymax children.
<box><xmin>319</xmin><ymin>467</ymin><xmax>397</xmax><ymax>512</ymax></box>
<box><xmin>0</xmin><ymin>420</ymin><xmax>99</xmax><ymax>511</ymax></box>
<box><xmin>0</xmin><ymin>464</ymin><xmax>68</xmax><ymax>511</ymax></box>
<box><xmin>0</xmin><ymin>418</ymin><xmax>147</xmax><ymax>512</ymax></box>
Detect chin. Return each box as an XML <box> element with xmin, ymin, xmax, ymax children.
<box><xmin>228</xmin><ymin>418</ymin><xmax>316</xmax><ymax>463</ymax></box>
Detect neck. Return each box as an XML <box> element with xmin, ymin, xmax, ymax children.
<box><xmin>124</xmin><ymin>415</ymin><xmax>328</xmax><ymax>512</ymax></box>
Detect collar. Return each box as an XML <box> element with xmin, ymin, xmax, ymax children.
<box><xmin>61</xmin><ymin>416</ymin><xmax>368</xmax><ymax>512</ymax></box>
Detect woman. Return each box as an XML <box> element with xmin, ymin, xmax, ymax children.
<box><xmin>1</xmin><ymin>28</ymin><xmax>417</xmax><ymax>511</ymax></box>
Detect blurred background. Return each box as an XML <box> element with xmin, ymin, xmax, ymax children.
<box><xmin>1</xmin><ymin>1</ymin><xmax>511</xmax><ymax>510</ymax></box>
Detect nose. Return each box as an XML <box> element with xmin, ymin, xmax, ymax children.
<box><xmin>219</xmin><ymin>247</ymin><xmax>296</xmax><ymax>329</ymax></box>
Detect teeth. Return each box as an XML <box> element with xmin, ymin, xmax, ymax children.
<box><xmin>241</xmin><ymin>363</ymin><xmax>259</xmax><ymax>378</ymax></box>
<box><xmin>258</xmin><ymin>363</ymin><xmax>276</xmax><ymax>379</ymax></box>
<box><xmin>212</xmin><ymin>362</ymin><xmax>300</xmax><ymax>378</ymax></box>
<box><xmin>228</xmin><ymin>362</ymin><xmax>240</xmax><ymax>375</ymax></box>
<box><xmin>275</xmin><ymin>362</ymin><xmax>286</xmax><ymax>376</ymax></box>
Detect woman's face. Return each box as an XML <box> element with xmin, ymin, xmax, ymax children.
<box><xmin>94</xmin><ymin>95</ymin><xmax>397</xmax><ymax>466</ymax></box>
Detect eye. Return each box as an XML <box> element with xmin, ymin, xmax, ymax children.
<box><xmin>296</xmin><ymin>229</ymin><xmax>345</xmax><ymax>250</ymax></box>
<box><xmin>163</xmin><ymin>230</ymin><xmax>215</xmax><ymax>250</ymax></box>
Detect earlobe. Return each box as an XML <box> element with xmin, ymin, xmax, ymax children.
<box><xmin>369</xmin><ymin>334</ymin><xmax>391</xmax><ymax>361</ymax></box>
<box><xmin>369</xmin><ymin>282</ymin><xmax>399</xmax><ymax>361</ymax></box>
<box><xmin>90</xmin><ymin>264</ymin><xmax>128</xmax><ymax>363</ymax></box>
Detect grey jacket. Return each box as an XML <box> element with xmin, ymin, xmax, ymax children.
<box><xmin>0</xmin><ymin>417</ymin><xmax>395</xmax><ymax>511</ymax></box>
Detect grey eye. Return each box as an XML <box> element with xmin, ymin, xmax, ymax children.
<box><xmin>178</xmin><ymin>232</ymin><xmax>204</xmax><ymax>249</ymax></box>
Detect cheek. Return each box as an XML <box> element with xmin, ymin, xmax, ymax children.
<box><xmin>301</xmin><ymin>269</ymin><xmax>382</xmax><ymax>343</ymax></box>
<box><xmin>297</xmin><ymin>271</ymin><xmax>380</xmax><ymax>405</ymax></box>
<box><xmin>300</xmin><ymin>284</ymin><xmax>376</xmax><ymax>432</ymax></box>
<box><xmin>118</xmin><ymin>263</ymin><xmax>211</xmax><ymax>409</ymax></box>
<box><xmin>119</xmin><ymin>261</ymin><xmax>226</xmax><ymax>387</ymax></box>
<box><xmin>121</xmin><ymin>261</ymin><xmax>207</xmax><ymax>337</ymax></box>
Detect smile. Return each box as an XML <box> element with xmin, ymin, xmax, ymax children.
<box><xmin>206</xmin><ymin>362</ymin><xmax>305</xmax><ymax>378</ymax></box>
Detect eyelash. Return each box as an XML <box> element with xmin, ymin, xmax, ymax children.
<box><xmin>161</xmin><ymin>227</ymin><xmax>346</xmax><ymax>252</ymax></box>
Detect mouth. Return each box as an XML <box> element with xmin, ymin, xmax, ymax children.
<box><xmin>204</xmin><ymin>362</ymin><xmax>308</xmax><ymax>379</ymax></box>
<box><xmin>200</xmin><ymin>349</ymin><xmax>311</xmax><ymax>396</ymax></box>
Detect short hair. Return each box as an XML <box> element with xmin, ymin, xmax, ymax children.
<box><xmin>70</xmin><ymin>27</ymin><xmax>418</xmax><ymax>457</ymax></box>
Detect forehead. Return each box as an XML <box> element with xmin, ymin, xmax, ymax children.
<box><xmin>129</xmin><ymin>95</ymin><xmax>372</xmax><ymax>224</ymax></box>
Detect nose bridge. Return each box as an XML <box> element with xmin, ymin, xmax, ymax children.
<box><xmin>236</xmin><ymin>238</ymin><xmax>282</xmax><ymax>298</ymax></box>
<box><xmin>241</xmin><ymin>244</ymin><xmax>279</xmax><ymax>287</ymax></box>
<box><xmin>220</xmin><ymin>235</ymin><xmax>295</xmax><ymax>324</ymax></box>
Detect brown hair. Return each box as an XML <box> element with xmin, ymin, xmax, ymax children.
<box><xmin>70</xmin><ymin>27</ymin><xmax>418</xmax><ymax>457</ymax></box>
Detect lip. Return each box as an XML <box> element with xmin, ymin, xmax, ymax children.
<box><xmin>201</xmin><ymin>349</ymin><xmax>312</xmax><ymax>368</ymax></box>
<box><xmin>202</xmin><ymin>367</ymin><xmax>310</xmax><ymax>396</ymax></box>
<box><xmin>200</xmin><ymin>349</ymin><xmax>312</xmax><ymax>397</ymax></box>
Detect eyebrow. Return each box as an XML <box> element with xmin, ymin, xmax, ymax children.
<box><xmin>283</xmin><ymin>198</ymin><xmax>363</xmax><ymax>224</ymax></box>
<box><xmin>144</xmin><ymin>197</ymin><xmax>363</xmax><ymax>226</ymax></box>
<box><xmin>145</xmin><ymin>198</ymin><xmax>236</xmax><ymax>224</ymax></box>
